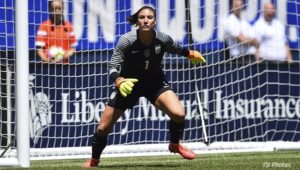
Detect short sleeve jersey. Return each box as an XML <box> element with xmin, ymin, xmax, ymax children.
<box><xmin>223</xmin><ymin>14</ymin><xmax>256</xmax><ymax>58</ymax></box>
<box><xmin>35</xmin><ymin>19</ymin><xmax>77</xmax><ymax>51</ymax></box>
<box><xmin>253</xmin><ymin>17</ymin><xmax>287</xmax><ymax>61</ymax></box>
<box><xmin>108</xmin><ymin>29</ymin><xmax>189</xmax><ymax>82</ymax></box>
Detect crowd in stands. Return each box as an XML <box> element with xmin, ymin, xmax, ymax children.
<box><xmin>223</xmin><ymin>0</ymin><xmax>292</xmax><ymax>64</ymax></box>
<box><xmin>35</xmin><ymin>0</ymin><xmax>293</xmax><ymax>64</ymax></box>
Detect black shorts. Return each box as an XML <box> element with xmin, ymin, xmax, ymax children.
<box><xmin>107</xmin><ymin>80</ymin><xmax>172</xmax><ymax>111</ymax></box>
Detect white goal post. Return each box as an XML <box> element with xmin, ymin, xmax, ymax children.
<box><xmin>1</xmin><ymin>0</ymin><xmax>300</xmax><ymax>167</ymax></box>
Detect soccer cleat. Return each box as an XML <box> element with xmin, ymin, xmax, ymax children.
<box><xmin>82</xmin><ymin>159</ymin><xmax>100</xmax><ymax>168</ymax></box>
<box><xmin>168</xmin><ymin>143</ymin><xmax>196</xmax><ymax>160</ymax></box>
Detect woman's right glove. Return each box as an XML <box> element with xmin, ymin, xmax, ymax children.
<box><xmin>115</xmin><ymin>77</ymin><xmax>139</xmax><ymax>97</ymax></box>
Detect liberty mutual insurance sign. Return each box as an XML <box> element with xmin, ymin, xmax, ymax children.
<box><xmin>29</xmin><ymin>63</ymin><xmax>300</xmax><ymax>147</ymax></box>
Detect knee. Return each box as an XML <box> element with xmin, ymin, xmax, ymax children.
<box><xmin>96</xmin><ymin>125</ymin><xmax>112</xmax><ymax>136</ymax></box>
<box><xmin>171</xmin><ymin>111</ymin><xmax>185</xmax><ymax>123</ymax></box>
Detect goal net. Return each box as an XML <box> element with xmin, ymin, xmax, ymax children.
<box><xmin>0</xmin><ymin>0</ymin><xmax>15</xmax><ymax>162</ymax></box>
<box><xmin>1</xmin><ymin>0</ymin><xmax>300</xmax><ymax>166</ymax></box>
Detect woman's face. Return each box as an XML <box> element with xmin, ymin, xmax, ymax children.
<box><xmin>137</xmin><ymin>8</ymin><xmax>156</xmax><ymax>31</ymax></box>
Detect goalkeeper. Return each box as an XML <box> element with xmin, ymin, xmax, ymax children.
<box><xmin>85</xmin><ymin>5</ymin><xmax>206</xmax><ymax>167</ymax></box>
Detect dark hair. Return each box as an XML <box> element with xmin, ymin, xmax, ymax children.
<box><xmin>48</xmin><ymin>0</ymin><xmax>64</xmax><ymax>12</ymax></box>
<box><xmin>230</xmin><ymin>0</ymin><xmax>245</xmax><ymax>12</ymax></box>
<box><xmin>48</xmin><ymin>0</ymin><xmax>64</xmax><ymax>25</ymax></box>
<box><xmin>127</xmin><ymin>5</ymin><xmax>156</xmax><ymax>25</ymax></box>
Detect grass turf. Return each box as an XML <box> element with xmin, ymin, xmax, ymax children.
<box><xmin>4</xmin><ymin>151</ymin><xmax>300</xmax><ymax>170</ymax></box>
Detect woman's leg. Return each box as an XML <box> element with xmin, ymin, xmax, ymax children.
<box><xmin>154</xmin><ymin>90</ymin><xmax>185</xmax><ymax>122</ymax></box>
<box><xmin>154</xmin><ymin>90</ymin><xmax>185</xmax><ymax>143</ymax></box>
<box><xmin>90</xmin><ymin>106</ymin><xmax>123</xmax><ymax>164</ymax></box>
<box><xmin>154</xmin><ymin>90</ymin><xmax>196</xmax><ymax>159</ymax></box>
<box><xmin>96</xmin><ymin>105</ymin><xmax>123</xmax><ymax>135</ymax></box>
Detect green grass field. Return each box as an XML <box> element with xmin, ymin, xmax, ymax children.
<box><xmin>5</xmin><ymin>151</ymin><xmax>300</xmax><ymax>170</ymax></box>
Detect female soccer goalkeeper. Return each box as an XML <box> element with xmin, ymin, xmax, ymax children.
<box><xmin>85</xmin><ymin>5</ymin><xmax>206</xmax><ymax>167</ymax></box>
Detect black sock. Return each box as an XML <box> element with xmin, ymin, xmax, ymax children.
<box><xmin>92</xmin><ymin>132</ymin><xmax>107</xmax><ymax>160</ymax></box>
<box><xmin>169</xmin><ymin>120</ymin><xmax>184</xmax><ymax>144</ymax></box>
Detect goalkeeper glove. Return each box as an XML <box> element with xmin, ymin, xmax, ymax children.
<box><xmin>188</xmin><ymin>50</ymin><xmax>206</xmax><ymax>65</ymax></box>
<box><xmin>115</xmin><ymin>77</ymin><xmax>138</xmax><ymax>97</ymax></box>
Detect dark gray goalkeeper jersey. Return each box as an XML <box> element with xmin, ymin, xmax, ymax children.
<box><xmin>108</xmin><ymin>29</ymin><xmax>189</xmax><ymax>83</ymax></box>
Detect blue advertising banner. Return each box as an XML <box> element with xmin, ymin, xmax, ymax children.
<box><xmin>29</xmin><ymin>62</ymin><xmax>300</xmax><ymax>147</ymax></box>
<box><xmin>1</xmin><ymin>0</ymin><xmax>300</xmax><ymax>51</ymax></box>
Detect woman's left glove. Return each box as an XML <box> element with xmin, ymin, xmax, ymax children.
<box><xmin>188</xmin><ymin>50</ymin><xmax>206</xmax><ymax>65</ymax></box>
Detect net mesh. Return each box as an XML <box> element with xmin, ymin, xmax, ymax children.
<box><xmin>0</xmin><ymin>0</ymin><xmax>299</xmax><ymax>160</ymax></box>
<box><xmin>0</xmin><ymin>0</ymin><xmax>16</xmax><ymax>156</ymax></box>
